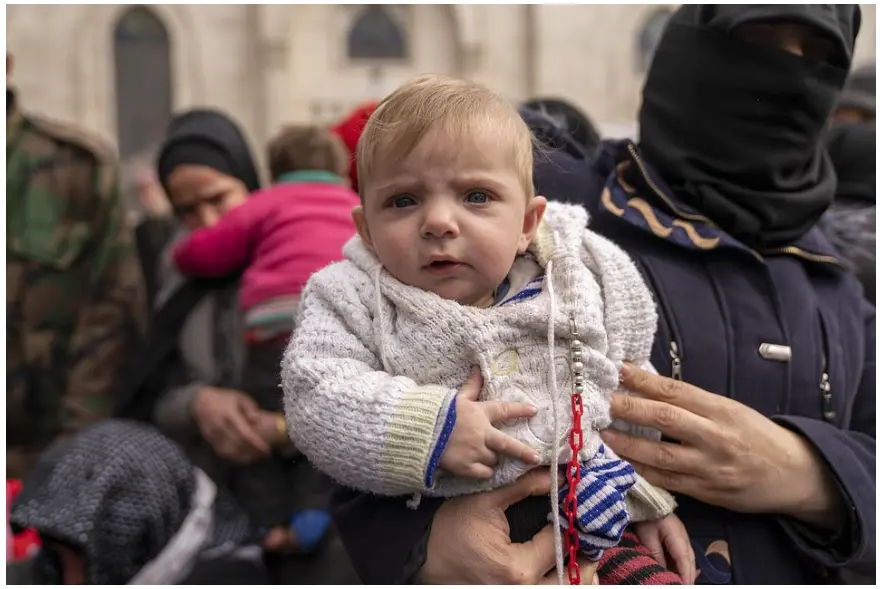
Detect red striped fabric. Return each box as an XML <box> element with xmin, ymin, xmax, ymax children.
<box><xmin>597</xmin><ymin>531</ymin><xmax>683</xmax><ymax>585</ymax></box>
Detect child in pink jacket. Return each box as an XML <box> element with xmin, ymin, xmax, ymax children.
<box><xmin>172</xmin><ymin>125</ymin><xmax>358</xmax><ymax>544</ymax></box>
<box><xmin>174</xmin><ymin>125</ymin><xmax>359</xmax><ymax>341</ymax></box>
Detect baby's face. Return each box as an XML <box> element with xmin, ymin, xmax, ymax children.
<box><xmin>355</xmin><ymin>127</ymin><xmax>545</xmax><ymax>308</ymax></box>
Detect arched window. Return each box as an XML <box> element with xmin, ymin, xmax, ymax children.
<box><xmin>637</xmin><ymin>9</ymin><xmax>672</xmax><ymax>73</ymax></box>
<box><xmin>347</xmin><ymin>6</ymin><xmax>408</xmax><ymax>60</ymax></box>
<box><xmin>114</xmin><ymin>6</ymin><xmax>172</xmax><ymax>161</ymax></box>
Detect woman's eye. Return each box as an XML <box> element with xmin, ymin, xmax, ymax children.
<box><xmin>392</xmin><ymin>195</ymin><xmax>416</xmax><ymax>208</ymax></box>
<box><xmin>466</xmin><ymin>191</ymin><xmax>489</xmax><ymax>204</ymax></box>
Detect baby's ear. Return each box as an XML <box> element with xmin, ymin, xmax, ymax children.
<box><xmin>352</xmin><ymin>206</ymin><xmax>375</xmax><ymax>252</ymax></box>
<box><xmin>519</xmin><ymin>195</ymin><xmax>547</xmax><ymax>254</ymax></box>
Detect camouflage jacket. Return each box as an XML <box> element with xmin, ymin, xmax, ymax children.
<box><xmin>6</xmin><ymin>94</ymin><xmax>147</xmax><ymax>477</ymax></box>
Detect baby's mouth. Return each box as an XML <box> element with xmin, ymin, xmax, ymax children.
<box><xmin>424</xmin><ymin>259</ymin><xmax>465</xmax><ymax>274</ymax></box>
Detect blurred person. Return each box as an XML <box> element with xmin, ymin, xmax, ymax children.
<box><xmin>6</xmin><ymin>52</ymin><xmax>147</xmax><ymax>478</ymax></box>
<box><xmin>331</xmin><ymin>101</ymin><xmax>378</xmax><ymax>193</ymax></box>
<box><xmin>172</xmin><ymin>124</ymin><xmax>359</xmax><ymax>548</ymax></box>
<box><xmin>118</xmin><ymin>109</ymin><xmax>358</xmax><ymax>584</ymax></box>
<box><xmin>832</xmin><ymin>62</ymin><xmax>875</xmax><ymax>124</ymax></box>
<box><xmin>522</xmin><ymin>97</ymin><xmax>602</xmax><ymax>157</ymax></box>
<box><xmin>8</xmin><ymin>420</ymin><xmax>268</xmax><ymax>584</ymax></box>
<box><xmin>820</xmin><ymin>123</ymin><xmax>876</xmax><ymax>303</ymax></box>
<box><xmin>329</xmin><ymin>5</ymin><xmax>875</xmax><ymax>585</ymax></box>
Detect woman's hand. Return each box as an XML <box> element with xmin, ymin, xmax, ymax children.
<box><xmin>417</xmin><ymin>468</ymin><xmax>599</xmax><ymax>585</ymax></box>
<box><xmin>190</xmin><ymin>386</ymin><xmax>271</xmax><ymax>463</ymax></box>
<box><xmin>254</xmin><ymin>411</ymin><xmax>292</xmax><ymax>448</ymax></box>
<box><xmin>601</xmin><ymin>364</ymin><xmax>844</xmax><ymax>529</ymax></box>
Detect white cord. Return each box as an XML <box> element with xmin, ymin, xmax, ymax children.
<box><xmin>545</xmin><ymin>260</ymin><xmax>564</xmax><ymax>584</ymax></box>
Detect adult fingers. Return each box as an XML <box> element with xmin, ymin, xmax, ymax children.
<box><xmin>600</xmin><ymin>429</ymin><xmax>704</xmax><ymax>476</ymax></box>
<box><xmin>483</xmin><ymin>400</ymin><xmax>539</xmax><ymax>425</ymax></box>
<box><xmin>661</xmin><ymin>520</ymin><xmax>696</xmax><ymax>585</ymax></box>
<box><xmin>537</xmin><ymin>551</ymin><xmax>599</xmax><ymax>585</ymax></box>
<box><xmin>620</xmin><ymin>363</ymin><xmax>721</xmax><ymax>418</ymax></box>
<box><xmin>519</xmin><ymin>525</ymin><xmax>558</xmax><ymax>585</ymax></box>
<box><xmin>638</xmin><ymin>524</ymin><xmax>667</xmax><ymax>569</ymax></box>
<box><xmin>226</xmin><ymin>410</ymin><xmax>271</xmax><ymax>461</ymax></box>
<box><xmin>486</xmin><ymin>429</ymin><xmax>540</xmax><ymax>465</ymax></box>
<box><xmin>234</xmin><ymin>392</ymin><xmax>262</xmax><ymax>422</ymax></box>
<box><xmin>457</xmin><ymin>367</ymin><xmax>485</xmax><ymax>402</ymax></box>
<box><xmin>487</xmin><ymin>468</ymin><xmax>553</xmax><ymax>510</ymax></box>
<box><xmin>625</xmin><ymin>459</ymin><xmax>702</xmax><ymax>499</ymax></box>
<box><xmin>608</xmin><ymin>393</ymin><xmax>714</xmax><ymax>446</ymax></box>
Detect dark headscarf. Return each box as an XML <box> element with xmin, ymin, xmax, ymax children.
<box><xmin>10</xmin><ymin>420</ymin><xmax>252</xmax><ymax>585</ymax></box>
<box><xmin>838</xmin><ymin>62</ymin><xmax>876</xmax><ymax>115</ymax></box>
<box><xmin>820</xmin><ymin>123</ymin><xmax>876</xmax><ymax>302</ymax></box>
<box><xmin>638</xmin><ymin>5</ymin><xmax>860</xmax><ymax>249</ymax></box>
<box><xmin>158</xmin><ymin>109</ymin><xmax>261</xmax><ymax>194</ymax></box>
<box><xmin>827</xmin><ymin>122</ymin><xmax>876</xmax><ymax>205</ymax></box>
<box><xmin>518</xmin><ymin>106</ymin><xmax>598</xmax><ymax>208</ymax></box>
<box><xmin>522</xmin><ymin>97</ymin><xmax>602</xmax><ymax>157</ymax></box>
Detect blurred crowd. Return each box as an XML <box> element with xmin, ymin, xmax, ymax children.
<box><xmin>5</xmin><ymin>3</ymin><xmax>877</xmax><ymax>586</ymax></box>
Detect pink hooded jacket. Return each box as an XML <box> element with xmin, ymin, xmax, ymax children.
<box><xmin>173</xmin><ymin>171</ymin><xmax>359</xmax><ymax>312</ymax></box>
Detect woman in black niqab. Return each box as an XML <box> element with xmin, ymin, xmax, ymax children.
<box><xmin>638</xmin><ymin>5</ymin><xmax>860</xmax><ymax>249</ymax></box>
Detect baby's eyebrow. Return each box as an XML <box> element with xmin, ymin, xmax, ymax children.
<box><xmin>373</xmin><ymin>178</ymin><xmax>426</xmax><ymax>195</ymax></box>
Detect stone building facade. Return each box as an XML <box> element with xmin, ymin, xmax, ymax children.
<box><xmin>7</xmin><ymin>4</ymin><xmax>877</xmax><ymax>171</ymax></box>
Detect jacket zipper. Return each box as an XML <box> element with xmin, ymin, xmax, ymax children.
<box><xmin>762</xmin><ymin>246</ymin><xmax>848</xmax><ymax>269</ymax></box>
<box><xmin>817</xmin><ymin>313</ymin><xmax>836</xmax><ymax>422</ymax></box>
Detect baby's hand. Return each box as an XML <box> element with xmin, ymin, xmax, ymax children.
<box><xmin>439</xmin><ymin>367</ymin><xmax>541</xmax><ymax>479</ymax></box>
<box><xmin>634</xmin><ymin>514</ymin><xmax>696</xmax><ymax>584</ymax></box>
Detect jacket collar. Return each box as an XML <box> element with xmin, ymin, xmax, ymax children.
<box><xmin>594</xmin><ymin>139</ymin><xmax>847</xmax><ymax>268</ymax></box>
<box><xmin>275</xmin><ymin>170</ymin><xmax>346</xmax><ymax>186</ymax></box>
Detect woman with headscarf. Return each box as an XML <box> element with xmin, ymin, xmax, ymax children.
<box><xmin>820</xmin><ymin>122</ymin><xmax>876</xmax><ymax>303</ymax></box>
<box><xmin>328</xmin><ymin>5</ymin><xmax>875</xmax><ymax>585</ymax></box>
<box><xmin>9</xmin><ymin>420</ymin><xmax>266</xmax><ymax>584</ymax></box>
<box><xmin>119</xmin><ymin>109</ymin><xmax>359</xmax><ymax>584</ymax></box>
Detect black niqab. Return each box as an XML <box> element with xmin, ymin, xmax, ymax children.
<box><xmin>638</xmin><ymin>5</ymin><xmax>860</xmax><ymax>249</ymax></box>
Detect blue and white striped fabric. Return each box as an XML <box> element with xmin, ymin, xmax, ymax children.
<box><xmin>556</xmin><ymin>444</ymin><xmax>637</xmax><ymax>560</ymax></box>
<box><xmin>495</xmin><ymin>275</ymin><xmax>546</xmax><ymax>307</ymax></box>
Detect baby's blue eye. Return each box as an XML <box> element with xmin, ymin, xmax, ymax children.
<box><xmin>392</xmin><ymin>195</ymin><xmax>417</xmax><ymax>208</ymax></box>
<box><xmin>466</xmin><ymin>191</ymin><xmax>489</xmax><ymax>204</ymax></box>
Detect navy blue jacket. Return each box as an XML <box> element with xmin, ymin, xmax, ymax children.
<box><xmin>331</xmin><ymin>140</ymin><xmax>875</xmax><ymax>585</ymax></box>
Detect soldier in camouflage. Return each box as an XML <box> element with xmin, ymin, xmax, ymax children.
<box><xmin>6</xmin><ymin>54</ymin><xmax>147</xmax><ymax>477</ymax></box>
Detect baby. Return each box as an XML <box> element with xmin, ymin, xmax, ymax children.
<box><xmin>282</xmin><ymin>75</ymin><xmax>692</xmax><ymax>582</ymax></box>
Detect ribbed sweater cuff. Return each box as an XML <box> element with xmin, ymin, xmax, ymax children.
<box><xmin>379</xmin><ymin>385</ymin><xmax>453</xmax><ymax>493</ymax></box>
<box><xmin>425</xmin><ymin>393</ymin><xmax>457</xmax><ymax>488</ymax></box>
<box><xmin>626</xmin><ymin>474</ymin><xmax>677</xmax><ymax>522</ymax></box>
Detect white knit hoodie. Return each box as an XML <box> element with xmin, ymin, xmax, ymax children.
<box><xmin>282</xmin><ymin>202</ymin><xmax>673</xmax><ymax>518</ymax></box>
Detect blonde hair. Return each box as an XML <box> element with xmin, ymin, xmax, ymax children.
<box><xmin>356</xmin><ymin>74</ymin><xmax>535</xmax><ymax>200</ymax></box>
<box><xmin>268</xmin><ymin>125</ymin><xmax>349</xmax><ymax>181</ymax></box>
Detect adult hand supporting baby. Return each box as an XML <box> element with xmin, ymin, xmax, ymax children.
<box><xmin>601</xmin><ymin>363</ymin><xmax>844</xmax><ymax>530</ymax></box>
<box><xmin>417</xmin><ymin>468</ymin><xmax>598</xmax><ymax>584</ymax></box>
<box><xmin>191</xmin><ymin>386</ymin><xmax>271</xmax><ymax>464</ymax></box>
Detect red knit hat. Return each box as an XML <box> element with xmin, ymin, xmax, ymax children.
<box><xmin>331</xmin><ymin>102</ymin><xmax>378</xmax><ymax>193</ymax></box>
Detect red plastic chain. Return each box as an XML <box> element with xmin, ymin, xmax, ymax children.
<box><xmin>564</xmin><ymin>392</ymin><xmax>585</xmax><ymax>585</ymax></box>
